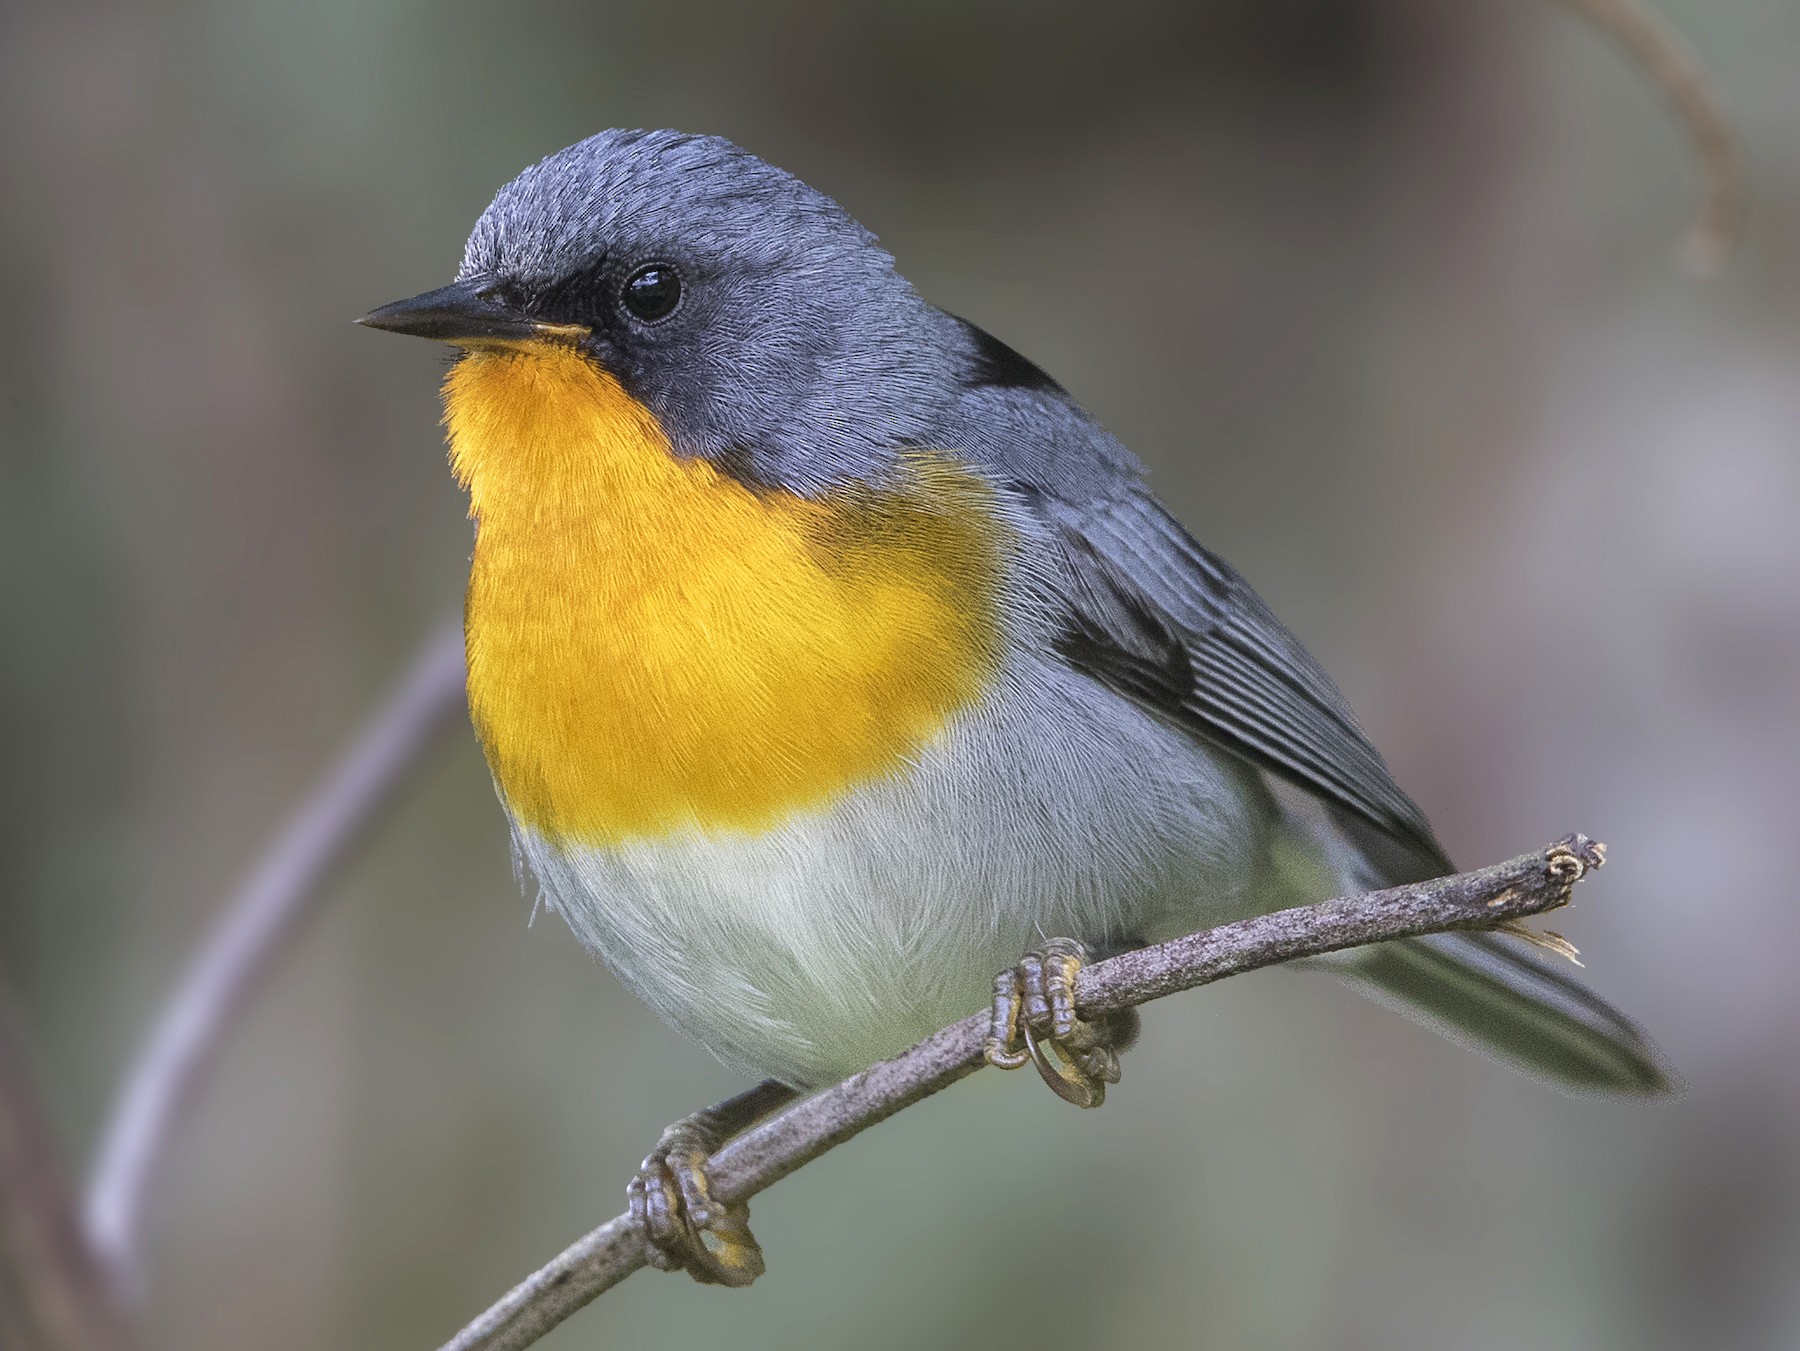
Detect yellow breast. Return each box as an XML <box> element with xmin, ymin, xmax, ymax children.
<box><xmin>442</xmin><ymin>344</ymin><xmax>1006</xmax><ymax>846</ymax></box>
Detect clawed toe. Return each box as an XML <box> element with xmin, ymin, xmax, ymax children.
<box><xmin>627</xmin><ymin>1125</ymin><xmax>764</xmax><ymax>1286</ymax></box>
<box><xmin>985</xmin><ymin>938</ymin><xmax>1132</xmax><ymax>1108</ymax></box>
<box><xmin>625</xmin><ymin>1079</ymin><xmax>795</xmax><ymax>1287</ymax></box>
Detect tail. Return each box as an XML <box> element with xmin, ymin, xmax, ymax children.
<box><xmin>1267</xmin><ymin>787</ymin><xmax>1674</xmax><ymax>1096</ymax></box>
<box><xmin>1336</xmin><ymin>931</ymin><xmax>1673</xmax><ymax>1095</ymax></box>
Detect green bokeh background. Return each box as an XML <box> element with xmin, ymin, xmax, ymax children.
<box><xmin>4</xmin><ymin>1</ymin><xmax>1799</xmax><ymax>1347</ymax></box>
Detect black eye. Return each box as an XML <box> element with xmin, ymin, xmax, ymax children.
<box><xmin>621</xmin><ymin>263</ymin><xmax>681</xmax><ymax>322</ymax></box>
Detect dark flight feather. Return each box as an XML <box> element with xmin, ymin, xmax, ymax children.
<box><xmin>1037</xmin><ymin>486</ymin><xmax>1453</xmax><ymax>877</ymax></box>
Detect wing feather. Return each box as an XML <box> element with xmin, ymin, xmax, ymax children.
<box><xmin>1033</xmin><ymin>486</ymin><xmax>1451</xmax><ymax>875</ymax></box>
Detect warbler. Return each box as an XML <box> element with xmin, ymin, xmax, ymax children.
<box><xmin>361</xmin><ymin>129</ymin><xmax>1667</xmax><ymax>1285</ymax></box>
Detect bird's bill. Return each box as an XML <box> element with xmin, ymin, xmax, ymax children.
<box><xmin>357</xmin><ymin>279</ymin><xmax>588</xmax><ymax>346</ymax></box>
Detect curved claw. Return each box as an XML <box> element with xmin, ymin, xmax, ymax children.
<box><xmin>1022</xmin><ymin>1016</ymin><xmax>1106</xmax><ymax>1108</ymax></box>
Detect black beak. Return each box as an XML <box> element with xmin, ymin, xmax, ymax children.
<box><xmin>356</xmin><ymin>278</ymin><xmax>587</xmax><ymax>346</ymax></box>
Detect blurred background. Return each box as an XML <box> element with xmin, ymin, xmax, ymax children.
<box><xmin>3</xmin><ymin>0</ymin><xmax>1798</xmax><ymax>1347</ymax></box>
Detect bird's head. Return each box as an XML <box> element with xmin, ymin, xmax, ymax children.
<box><xmin>360</xmin><ymin>129</ymin><xmax>956</xmax><ymax>492</ymax></box>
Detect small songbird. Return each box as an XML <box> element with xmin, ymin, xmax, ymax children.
<box><xmin>361</xmin><ymin>129</ymin><xmax>1668</xmax><ymax>1285</ymax></box>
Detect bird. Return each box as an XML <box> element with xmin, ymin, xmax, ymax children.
<box><xmin>360</xmin><ymin>128</ymin><xmax>1668</xmax><ymax>1285</ymax></box>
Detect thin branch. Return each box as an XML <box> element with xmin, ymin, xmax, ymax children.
<box><xmin>1555</xmin><ymin>0</ymin><xmax>1745</xmax><ymax>272</ymax></box>
<box><xmin>84</xmin><ymin>620</ymin><xmax>467</xmax><ymax>1286</ymax></box>
<box><xmin>438</xmin><ymin>834</ymin><xmax>1607</xmax><ymax>1351</ymax></box>
<box><xmin>0</xmin><ymin>985</ymin><xmax>132</xmax><ymax>1351</ymax></box>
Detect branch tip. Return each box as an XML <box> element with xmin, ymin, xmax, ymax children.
<box><xmin>1547</xmin><ymin>833</ymin><xmax>1606</xmax><ymax>888</ymax></box>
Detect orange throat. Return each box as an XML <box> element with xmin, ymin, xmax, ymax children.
<box><xmin>442</xmin><ymin>344</ymin><xmax>1006</xmax><ymax>847</ymax></box>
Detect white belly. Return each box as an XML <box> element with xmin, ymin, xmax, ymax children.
<box><xmin>512</xmin><ymin>653</ymin><xmax>1277</xmax><ymax>1087</ymax></box>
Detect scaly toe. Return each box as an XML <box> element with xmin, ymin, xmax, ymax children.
<box><xmin>1020</xmin><ymin>936</ymin><xmax>1086</xmax><ymax>1041</ymax></box>
<box><xmin>627</xmin><ymin>1129</ymin><xmax>764</xmax><ymax>1286</ymax></box>
<box><xmin>986</xmin><ymin>966</ymin><xmax>1030</xmax><ymax>1070</ymax></box>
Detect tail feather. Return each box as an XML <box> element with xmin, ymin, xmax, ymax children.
<box><xmin>1340</xmin><ymin>931</ymin><xmax>1673</xmax><ymax>1096</ymax></box>
<box><xmin>1264</xmin><ymin>783</ymin><xmax>1673</xmax><ymax>1095</ymax></box>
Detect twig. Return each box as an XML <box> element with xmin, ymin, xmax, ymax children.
<box><xmin>438</xmin><ymin>834</ymin><xmax>1607</xmax><ymax>1351</ymax></box>
<box><xmin>1555</xmin><ymin>0</ymin><xmax>1744</xmax><ymax>272</ymax></box>
<box><xmin>83</xmin><ymin>620</ymin><xmax>467</xmax><ymax>1286</ymax></box>
<box><xmin>0</xmin><ymin>985</ymin><xmax>132</xmax><ymax>1351</ymax></box>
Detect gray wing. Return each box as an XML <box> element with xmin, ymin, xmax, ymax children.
<box><xmin>1026</xmin><ymin>483</ymin><xmax>1454</xmax><ymax>878</ymax></box>
<box><xmin>940</xmin><ymin>310</ymin><xmax>1447</xmax><ymax>875</ymax></box>
<box><xmin>943</xmin><ymin>309</ymin><xmax>1666</xmax><ymax>1095</ymax></box>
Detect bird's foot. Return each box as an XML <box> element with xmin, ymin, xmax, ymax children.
<box><xmin>984</xmin><ymin>937</ymin><xmax>1138</xmax><ymax>1107</ymax></box>
<box><xmin>626</xmin><ymin>1079</ymin><xmax>796</xmax><ymax>1286</ymax></box>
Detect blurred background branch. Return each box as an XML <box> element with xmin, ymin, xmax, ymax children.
<box><xmin>0</xmin><ymin>986</ymin><xmax>131</xmax><ymax>1351</ymax></box>
<box><xmin>1556</xmin><ymin>0</ymin><xmax>1743</xmax><ymax>271</ymax></box>
<box><xmin>82</xmin><ymin>621</ymin><xmax>465</xmax><ymax>1287</ymax></box>
<box><xmin>440</xmin><ymin>837</ymin><xmax>1605</xmax><ymax>1351</ymax></box>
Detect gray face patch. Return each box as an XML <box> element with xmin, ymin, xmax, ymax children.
<box><xmin>458</xmin><ymin>129</ymin><xmax>964</xmax><ymax>494</ymax></box>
